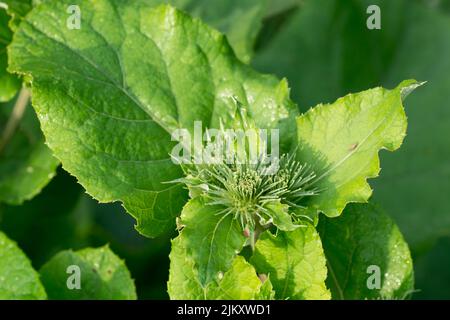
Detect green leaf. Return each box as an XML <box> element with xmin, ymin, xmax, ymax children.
<box><xmin>206</xmin><ymin>256</ymin><xmax>270</xmax><ymax>299</ymax></box>
<box><xmin>318</xmin><ymin>203</ymin><xmax>414</xmax><ymax>300</ymax></box>
<box><xmin>265</xmin><ymin>201</ymin><xmax>299</xmax><ymax>231</ymax></box>
<box><xmin>8</xmin><ymin>1</ymin><xmax>297</xmax><ymax>237</ymax></box>
<box><xmin>168</xmin><ymin>236</ymin><xmax>204</xmax><ymax>299</ymax></box>
<box><xmin>180</xmin><ymin>197</ymin><xmax>246</xmax><ymax>286</ymax></box>
<box><xmin>250</xmin><ymin>226</ymin><xmax>331</xmax><ymax>300</ymax></box>
<box><xmin>0</xmin><ymin>231</ymin><xmax>47</xmax><ymax>299</ymax></box>
<box><xmin>39</xmin><ymin>245</ymin><xmax>137</xmax><ymax>299</ymax></box>
<box><xmin>168</xmin><ymin>235</ymin><xmax>273</xmax><ymax>299</ymax></box>
<box><xmin>0</xmin><ymin>9</ymin><xmax>20</xmax><ymax>102</ymax></box>
<box><xmin>0</xmin><ymin>90</ymin><xmax>59</xmax><ymax>205</ymax></box>
<box><xmin>254</xmin><ymin>276</ymin><xmax>275</xmax><ymax>299</ymax></box>
<box><xmin>296</xmin><ymin>80</ymin><xmax>420</xmax><ymax>219</ymax></box>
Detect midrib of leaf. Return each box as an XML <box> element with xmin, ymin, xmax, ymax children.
<box><xmin>325</xmin><ymin>260</ymin><xmax>344</xmax><ymax>300</ymax></box>
<box><xmin>205</xmin><ymin>212</ymin><xmax>232</xmax><ymax>282</ymax></box>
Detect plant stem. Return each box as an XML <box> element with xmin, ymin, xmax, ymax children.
<box><xmin>250</xmin><ymin>229</ymin><xmax>256</xmax><ymax>252</ymax></box>
<box><xmin>250</xmin><ymin>221</ymin><xmax>266</xmax><ymax>252</ymax></box>
<box><xmin>0</xmin><ymin>87</ymin><xmax>30</xmax><ymax>154</ymax></box>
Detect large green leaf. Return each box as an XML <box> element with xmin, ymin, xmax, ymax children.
<box><xmin>0</xmin><ymin>8</ymin><xmax>20</xmax><ymax>102</ymax></box>
<box><xmin>254</xmin><ymin>0</ymin><xmax>450</xmax><ymax>250</ymax></box>
<box><xmin>8</xmin><ymin>1</ymin><xmax>297</xmax><ymax>237</ymax></box>
<box><xmin>0</xmin><ymin>90</ymin><xmax>59</xmax><ymax>205</ymax></box>
<box><xmin>318</xmin><ymin>203</ymin><xmax>414</xmax><ymax>300</ymax></box>
<box><xmin>39</xmin><ymin>246</ymin><xmax>137</xmax><ymax>299</ymax></box>
<box><xmin>296</xmin><ymin>80</ymin><xmax>420</xmax><ymax>219</ymax></box>
<box><xmin>0</xmin><ymin>231</ymin><xmax>47</xmax><ymax>299</ymax></box>
<box><xmin>179</xmin><ymin>197</ymin><xmax>246</xmax><ymax>286</ymax></box>
<box><xmin>168</xmin><ymin>236</ymin><xmax>273</xmax><ymax>299</ymax></box>
<box><xmin>250</xmin><ymin>226</ymin><xmax>330</xmax><ymax>300</ymax></box>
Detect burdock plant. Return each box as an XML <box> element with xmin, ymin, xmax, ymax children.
<box><xmin>3</xmin><ymin>0</ymin><xmax>422</xmax><ymax>300</ymax></box>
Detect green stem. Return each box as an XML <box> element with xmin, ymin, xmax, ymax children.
<box><xmin>250</xmin><ymin>229</ymin><xmax>256</xmax><ymax>251</ymax></box>
<box><xmin>250</xmin><ymin>221</ymin><xmax>266</xmax><ymax>252</ymax></box>
<box><xmin>0</xmin><ymin>87</ymin><xmax>30</xmax><ymax>155</ymax></box>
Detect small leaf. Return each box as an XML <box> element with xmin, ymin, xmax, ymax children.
<box><xmin>318</xmin><ymin>203</ymin><xmax>414</xmax><ymax>300</ymax></box>
<box><xmin>250</xmin><ymin>226</ymin><xmax>330</xmax><ymax>300</ymax></box>
<box><xmin>180</xmin><ymin>197</ymin><xmax>246</xmax><ymax>286</ymax></box>
<box><xmin>0</xmin><ymin>231</ymin><xmax>47</xmax><ymax>299</ymax></box>
<box><xmin>0</xmin><ymin>90</ymin><xmax>59</xmax><ymax>205</ymax></box>
<box><xmin>265</xmin><ymin>201</ymin><xmax>298</xmax><ymax>231</ymax></box>
<box><xmin>255</xmin><ymin>275</ymin><xmax>275</xmax><ymax>300</ymax></box>
<box><xmin>39</xmin><ymin>246</ymin><xmax>137</xmax><ymax>300</ymax></box>
<box><xmin>206</xmin><ymin>256</ymin><xmax>271</xmax><ymax>299</ymax></box>
<box><xmin>168</xmin><ymin>235</ymin><xmax>274</xmax><ymax>299</ymax></box>
<box><xmin>296</xmin><ymin>80</ymin><xmax>421</xmax><ymax>219</ymax></box>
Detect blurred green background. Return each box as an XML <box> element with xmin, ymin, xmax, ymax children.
<box><xmin>1</xmin><ymin>0</ymin><xmax>450</xmax><ymax>299</ymax></box>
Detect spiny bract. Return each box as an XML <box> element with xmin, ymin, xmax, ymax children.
<box><xmin>179</xmin><ymin>153</ymin><xmax>319</xmax><ymax>231</ymax></box>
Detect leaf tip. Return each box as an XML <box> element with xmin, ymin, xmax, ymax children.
<box><xmin>397</xmin><ymin>79</ymin><xmax>426</xmax><ymax>100</ymax></box>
